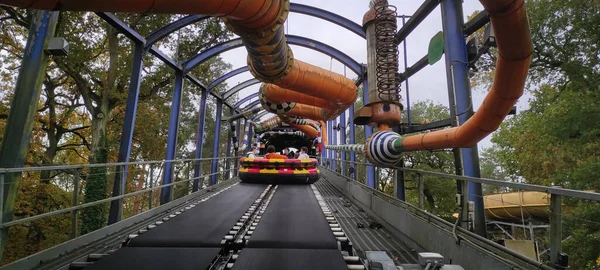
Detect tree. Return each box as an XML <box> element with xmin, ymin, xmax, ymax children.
<box><xmin>400</xmin><ymin>101</ymin><xmax>457</xmax><ymax>218</ymax></box>
<box><xmin>0</xmin><ymin>10</ymin><xmax>233</xmax><ymax>262</ymax></box>
<box><xmin>468</xmin><ymin>0</ymin><xmax>600</xmax><ymax>93</ymax></box>
<box><xmin>467</xmin><ymin>1</ymin><xmax>600</xmax><ymax>266</ymax></box>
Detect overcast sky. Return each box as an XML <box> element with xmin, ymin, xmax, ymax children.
<box><xmin>217</xmin><ymin>0</ymin><xmax>532</xmax><ymax>151</ymax></box>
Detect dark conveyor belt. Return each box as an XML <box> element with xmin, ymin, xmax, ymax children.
<box><xmin>231</xmin><ymin>248</ymin><xmax>348</xmax><ymax>270</ymax></box>
<box><xmin>128</xmin><ymin>183</ymin><xmax>267</xmax><ymax>247</ymax></box>
<box><xmin>247</xmin><ymin>184</ymin><xmax>338</xmax><ymax>249</ymax></box>
<box><xmin>83</xmin><ymin>247</ymin><xmax>221</xmax><ymax>270</ymax></box>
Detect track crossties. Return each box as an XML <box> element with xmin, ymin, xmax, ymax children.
<box><xmin>315</xmin><ymin>179</ymin><xmax>418</xmax><ymax>264</ymax></box>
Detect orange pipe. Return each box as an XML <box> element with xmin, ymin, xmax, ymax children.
<box><xmin>319</xmin><ymin>121</ymin><xmax>327</xmax><ymax>148</ymax></box>
<box><xmin>261</xmin><ymin>84</ymin><xmax>334</xmax><ymax>110</ymax></box>
<box><xmin>7</xmin><ymin>0</ymin><xmax>280</xmax><ymax>24</ymax></box>
<box><xmin>289</xmin><ymin>124</ymin><xmax>318</xmax><ymax>139</ymax></box>
<box><xmin>401</xmin><ymin>0</ymin><xmax>532</xmax><ymax>151</ymax></box>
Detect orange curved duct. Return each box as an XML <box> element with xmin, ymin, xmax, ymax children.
<box><xmin>289</xmin><ymin>124</ymin><xmax>318</xmax><ymax>139</ymax></box>
<box><xmin>399</xmin><ymin>0</ymin><xmax>532</xmax><ymax>152</ymax></box>
<box><xmin>260</xmin><ymin>59</ymin><xmax>357</xmax><ymax>121</ymax></box>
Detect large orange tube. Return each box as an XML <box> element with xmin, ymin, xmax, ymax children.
<box><xmin>289</xmin><ymin>124</ymin><xmax>318</xmax><ymax>139</ymax></box>
<box><xmin>261</xmin><ymin>59</ymin><xmax>357</xmax><ymax>120</ymax></box>
<box><xmin>4</xmin><ymin>0</ymin><xmax>280</xmax><ymax>23</ymax></box>
<box><xmin>400</xmin><ymin>0</ymin><xmax>532</xmax><ymax>151</ymax></box>
<box><xmin>261</xmin><ymin>84</ymin><xmax>333</xmax><ymax>110</ymax></box>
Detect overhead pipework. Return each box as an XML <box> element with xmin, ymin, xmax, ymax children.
<box><xmin>7</xmin><ymin>0</ymin><xmax>357</xmax><ymax>137</ymax></box>
<box><xmin>330</xmin><ymin>0</ymin><xmax>533</xmax><ymax>168</ymax></box>
<box><xmin>354</xmin><ymin>0</ymin><xmax>403</xmax><ymax>129</ymax></box>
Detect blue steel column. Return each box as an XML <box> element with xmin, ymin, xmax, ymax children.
<box><xmin>340</xmin><ymin>112</ymin><xmax>346</xmax><ymax>176</ymax></box>
<box><xmin>0</xmin><ymin>11</ymin><xmax>58</xmax><ymax>257</ymax></box>
<box><xmin>160</xmin><ymin>70</ymin><xmax>184</xmax><ymax>205</ymax></box>
<box><xmin>441</xmin><ymin>0</ymin><xmax>486</xmax><ymax>237</ymax></box>
<box><xmin>348</xmin><ymin>104</ymin><xmax>356</xmax><ymax>179</ymax></box>
<box><xmin>234</xmin><ymin>119</ymin><xmax>243</xmax><ymax>177</ymax></box>
<box><xmin>210</xmin><ymin>99</ymin><xmax>223</xmax><ymax>185</ymax></box>
<box><xmin>363</xmin><ymin>75</ymin><xmax>376</xmax><ymax>188</ymax></box>
<box><xmin>327</xmin><ymin>121</ymin><xmax>333</xmax><ymax>168</ymax></box>
<box><xmin>108</xmin><ymin>42</ymin><xmax>144</xmax><ymax>224</ymax></box>
<box><xmin>193</xmin><ymin>89</ymin><xmax>208</xmax><ymax>192</ymax></box>
<box><xmin>225</xmin><ymin>108</ymin><xmax>233</xmax><ymax>179</ymax></box>
<box><xmin>332</xmin><ymin>117</ymin><xmax>337</xmax><ymax>172</ymax></box>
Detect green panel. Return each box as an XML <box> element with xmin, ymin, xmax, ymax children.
<box><xmin>428</xmin><ymin>31</ymin><xmax>444</xmax><ymax>65</ymax></box>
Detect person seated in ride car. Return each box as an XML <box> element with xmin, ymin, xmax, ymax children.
<box><xmin>265</xmin><ymin>145</ymin><xmax>288</xmax><ymax>159</ymax></box>
<box><xmin>298</xmin><ymin>146</ymin><xmax>310</xmax><ymax>159</ymax></box>
<box><xmin>246</xmin><ymin>143</ymin><xmax>258</xmax><ymax>158</ymax></box>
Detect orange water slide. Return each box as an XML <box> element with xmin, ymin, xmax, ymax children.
<box><xmin>399</xmin><ymin>0</ymin><xmax>532</xmax><ymax>151</ymax></box>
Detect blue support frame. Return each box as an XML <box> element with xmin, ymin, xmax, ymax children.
<box><xmin>327</xmin><ymin>121</ymin><xmax>332</xmax><ymax>169</ymax></box>
<box><xmin>241</xmin><ymin>100</ymin><xmax>260</xmax><ymax>111</ymax></box>
<box><xmin>146</xmin><ymin>15</ymin><xmax>209</xmax><ymax>47</ymax></box>
<box><xmin>340</xmin><ymin>112</ymin><xmax>346</xmax><ymax>176</ymax></box>
<box><xmin>363</xmin><ymin>74</ymin><xmax>376</xmax><ymax>189</ymax></box>
<box><xmin>210</xmin><ymin>99</ymin><xmax>223</xmax><ymax>186</ymax></box>
<box><xmin>185</xmin><ymin>35</ymin><xmax>362</xmax><ymax>75</ymax></box>
<box><xmin>224</xmin><ymin>78</ymin><xmax>260</xmax><ymax>100</ymax></box>
<box><xmin>332</xmin><ymin>117</ymin><xmax>338</xmax><ymax>172</ymax></box>
<box><xmin>348</xmin><ymin>104</ymin><xmax>356</xmax><ymax>179</ymax></box>
<box><xmin>253</xmin><ymin>111</ymin><xmax>269</xmax><ymax>121</ymax></box>
<box><xmin>290</xmin><ymin>3</ymin><xmax>365</xmax><ymax>38</ymax></box>
<box><xmin>193</xmin><ymin>89</ymin><xmax>209</xmax><ymax>192</ymax></box>
<box><xmin>209</xmin><ymin>66</ymin><xmax>250</xmax><ymax>90</ymax></box>
<box><xmin>108</xmin><ymin>42</ymin><xmax>145</xmax><ymax>224</ymax></box>
<box><xmin>0</xmin><ymin>11</ymin><xmax>59</xmax><ymax>256</ymax></box>
<box><xmin>235</xmin><ymin>92</ymin><xmax>259</xmax><ymax>109</ymax></box>
<box><xmin>161</xmin><ymin>70</ymin><xmax>185</xmax><ymax>204</ymax></box>
<box><xmin>441</xmin><ymin>0</ymin><xmax>486</xmax><ymax>237</ymax></box>
<box><xmin>225</xmin><ymin>108</ymin><xmax>234</xmax><ymax>179</ymax></box>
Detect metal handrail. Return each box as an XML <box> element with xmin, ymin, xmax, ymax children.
<box><xmin>0</xmin><ymin>166</ymin><xmax>236</xmax><ymax>229</ymax></box>
<box><xmin>323</xmin><ymin>157</ymin><xmax>600</xmax><ymax>202</ymax></box>
<box><xmin>0</xmin><ymin>157</ymin><xmax>239</xmax><ymax>173</ymax></box>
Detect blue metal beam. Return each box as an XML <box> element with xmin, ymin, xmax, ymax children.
<box><xmin>209</xmin><ymin>66</ymin><xmax>249</xmax><ymax>90</ymax></box>
<box><xmin>193</xmin><ymin>89</ymin><xmax>209</xmax><ymax>192</ymax></box>
<box><xmin>224</xmin><ymin>78</ymin><xmax>261</xmax><ymax>100</ymax></box>
<box><xmin>332</xmin><ymin>117</ymin><xmax>338</xmax><ymax>172</ymax></box>
<box><xmin>340</xmin><ymin>112</ymin><xmax>346</xmax><ymax>176</ymax></box>
<box><xmin>146</xmin><ymin>15</ymin><xmax>209</xmax><ymax>47</ymax></box>
<box><xmin>235</xmin><ymin>92</ymin><xmax>259</xmax><ymax>109</ymax></box>
<box><xmin>225</xmin><ymin>108</ymin><xmax>233</xmax><ymax>179</ymax></box>
<box><xmin>161</xmin><ymin>70</ymin><xmax>184</xmax><ymax>204</ymax></box>
<box><xmin>363</xmin><ymin>71</ymin><xmax>375</xmax><ymax>189</ymax></box>
<box><xmin>441</xmin><ymin>0</ymin><xmax>486</xmax><ymax>237</ymax></box>
<box><xmin>0</xmin><ymin>11</ymin><xmax>58</xmax><ymax>257</ymax></box>
<box><xmin>242</xmin><ymin>100</ymin><xmax>260</xmax><ymax>111</ymax></box>
<box><xmin>253</xmin><ymin>111</ymin><xmax>269</xmax><ymax>121</ymax></box>
<box><xmin>96</xmin><ymin>12</ymin><xmax>145</xmax><ymax>43</ymax></box>
<box><xmin>109</xmin><ymin>42</ymin><xmax>145</xmax><ymax>224</ymax></box>
<box><xmin>95</xmin><ymin>13</ymin><xmax>245</xmax><ymax>114</ymax></box>
<box><xmin>185</xmin><ymin>35</ymin><xmax>362</xmax><ymax>75</ymax></box>
<box><xmin>394</xmin><ymin>0</ymin><xmax>439</xmax><ymax>45</ymax></box>
<box><xmin>348</xmin><ymin>104</ymin><xmax>356</xmax><ymax>180</ymax></box>
<box><xmin>210</xmin><ymin>99</ymin><xmax>223</xmax><ymax>185</ymax></box>
<box><xmin>290</xmin><ymin>3</ymin><xmax>365</xmax><ymax>39</ymax></box>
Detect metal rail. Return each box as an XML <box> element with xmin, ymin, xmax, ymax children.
<box><xmin>325</xmin><ymin>158</ymin><xmax>600</xmax><ymax>202</ymax></box>
<box><xmin>0</xmin><ymin>167</ymin><xmax>236</xmax><ymax>229</ymax></box>
<box><xmin>0</xmin><ymin>157</ymin><xmax>237</xmax><ymax>173</ymax></box>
